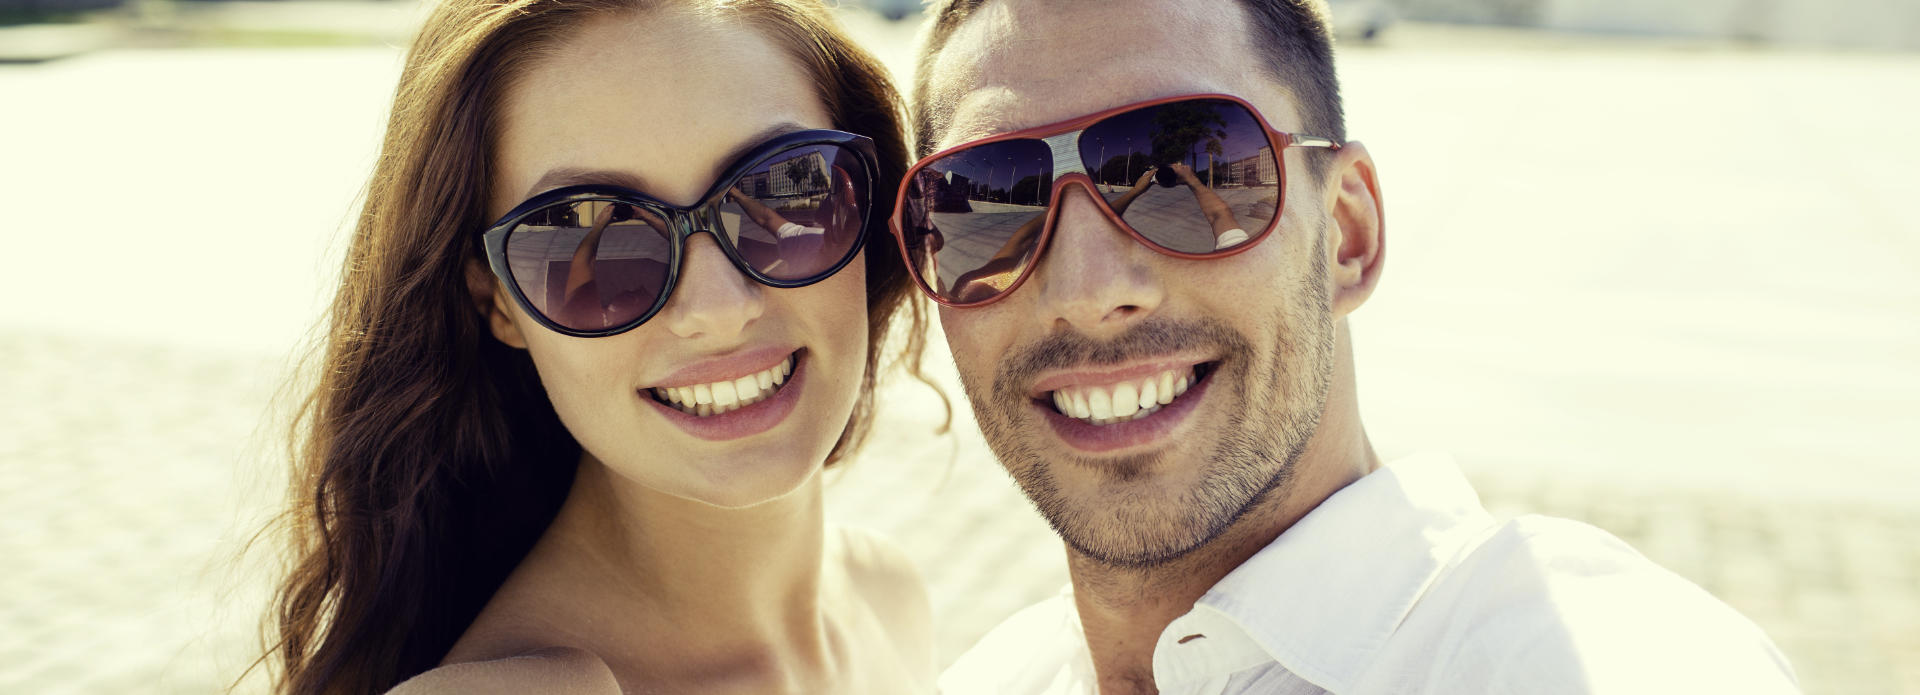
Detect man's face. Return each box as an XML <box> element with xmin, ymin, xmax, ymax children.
<box><xmin>925</xmin><ymin>0</ymin><xmax>1342</xmax><ymax>567</ymax></box>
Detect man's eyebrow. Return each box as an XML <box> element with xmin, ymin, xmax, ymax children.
<box><xmin>521</xmin><ymin>121</ymin><xmax>815</xmax><ymax>200</ymax></box>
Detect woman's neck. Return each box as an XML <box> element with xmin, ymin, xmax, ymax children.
<box><xmin>521</xmin><ymin>453</ymin><xmax>836</xmax><ymax>688</ymax></box>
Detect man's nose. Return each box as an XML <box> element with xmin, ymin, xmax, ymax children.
<box><xmin>1033</xmin><ymin>184</ymin><xmax>1166</xmax><ymax>336</ymax></box>
<box><xmin>659</xmin><ymin>233</ymin><xmax>765</xmax><ymax>341</ymax></box>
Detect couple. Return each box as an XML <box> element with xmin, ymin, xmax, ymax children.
<box><xmin>265</xmin><ymin>0</ymin><xmax>1798</xmax><ymax>693</ymax></box>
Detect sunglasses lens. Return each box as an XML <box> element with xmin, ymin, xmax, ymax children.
<box><xmin>503</xmin><ymin>200</ymin><xmax>671</xmax><ymax>332</ymax></box>
<box><xmin>722</xmin><ymin>143</ymin><xmax>870</xmax><ymax>282</ymax></box>
<box><xmin>899</xmin><ymin>139</ymin><xmax>1055</xmax><ymax>304</ymax></box>
<box><xmin>1078</xmin><ymin>98</ymin><xmax>1280</xmax><ymax>254</ymax></box>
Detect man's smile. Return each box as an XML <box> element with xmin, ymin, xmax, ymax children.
<box><xmin>1026</xmin><ymin>357</ymin><xmax>1221</xmax><ymax>453</ymax></box>
<box><xmin>1033</xmin><ymin>360</ymin><xmax>1217</xmax><ymax>426</ymax></box>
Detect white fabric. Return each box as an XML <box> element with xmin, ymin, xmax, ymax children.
<box><xmin>1213</xmin><ymin>227</ymin><xmax>1250</xmax><ymax>250</ymax></box>
<box><xmin>939</xmin><ymin>454</ymin><xmax>1799</xmax><ymax>695</ymax></box>
<box><xmin>775</xmin><ymin>221</ymin><xmax>824</xmax><ymax>239</ymax></box>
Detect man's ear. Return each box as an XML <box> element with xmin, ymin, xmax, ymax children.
<box><xmin>466</xmin><ymin>258</ymin><xmax>528</xmax><ymax>349</ymax></box>
<box><xmin>1321</xmin><ymin>141</ymin><xmax>1385</xmax><ymax>317</ymax></box>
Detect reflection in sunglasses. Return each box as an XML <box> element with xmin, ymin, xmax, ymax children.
<box><xmin>897</xmin><ymin>96</ymin><xmax>1335</xmax><ymax>306</ymax></box>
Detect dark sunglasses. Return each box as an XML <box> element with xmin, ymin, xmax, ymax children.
<box><xmin>479</xmin><ymin>129</ymin><xmax>877</xmax><ymax>337</ymax></box>
<box><xmin>888</xmin><ymin>94</ymin><xmax>1339</xmax><ymax>307</ymax></box>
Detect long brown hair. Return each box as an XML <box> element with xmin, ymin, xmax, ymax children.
<box><xmin>260</xmin><ymin>1</ymin><xmax>926</xmax><ymax>692</ymax></box>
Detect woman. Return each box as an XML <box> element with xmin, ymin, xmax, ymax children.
<box><xmin>263</xmin><ymin>0</ymin><xmax>936</xmax><ymax>692</ymax></box>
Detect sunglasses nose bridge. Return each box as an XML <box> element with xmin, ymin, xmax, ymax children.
<box><xmin>1042</xmin><ymin>131</ymin><xmax>1086</xmax><ymax>178</ymax></box>
<box><xmin>679</xmin><ymin>204</ymin><xmax>744</xmax><ymax>258</ymax></box>
<box><xmin>687</xmin><ymin>204</ymin><xmax>724</xmax><ymax>238</ymax></box>
<box><xmin>1051</xmin><ymin>177</ymin><xmax>1127</xmax><ymax>232</ymax></box>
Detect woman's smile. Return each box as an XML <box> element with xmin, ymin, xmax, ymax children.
<box><xmin>642</xmin><ymin>348</ymin><xmax>809</xmax><ymax>441</ymax></box>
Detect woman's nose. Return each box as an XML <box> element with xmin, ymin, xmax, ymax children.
<box><xmin>658</xmin><ymin>233</ymin><xmax>765</xmax><ymax>341</ymax></box>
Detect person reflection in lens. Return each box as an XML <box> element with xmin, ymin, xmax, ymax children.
<box><xmin>1162</xmin><ymin>162</ymin><xmax>1251</xmax><ymax>249</ymax></box>
<box><xmin>944</xmin><ymin>160</ymin><xmax>1248</xmax><ymax>303</ymax></box>
<box><xmin>942</xmin><ymin>169</ymin><xmax>1144</xmax><ymax>304</ymax></box>
<box><xmin>1111</xmin><ymin>162</ymin><xmax>1249</xmax><ymax>251</ymax></box>
<box><xmin>558</xmin><ymin>203</ymin><xmax>672</xmax><ymax>330</ymax></box>
<box><xmin>947</xmin><ymin>212</ymin><xmax>1045</xmax><ymax>304</ymax></box>
<box><xmin>726</xmin><ymin>159</ymin><xmax>861</xmax><ymax>278</ymax></box>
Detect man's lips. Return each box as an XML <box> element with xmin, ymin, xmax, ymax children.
<box><xmin>1025</xmin><ymin>356</ymin><xmax>1216</xmax><ymax>425</ymax></box>
<box><xmin>1033</xmin><ymin>362</ymin><xmax>1218</xmax><ymax>453</ymax></box>
<box><xmin>1027</xmin><ymin>356</ymin><xmax>1216</xmax><ymax>399</ymax></box>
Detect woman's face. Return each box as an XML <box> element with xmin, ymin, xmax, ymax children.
<box><xmin>482</xmin><ymin>9</ymin><xmax>869</xmax><ymax>508</ymax></box>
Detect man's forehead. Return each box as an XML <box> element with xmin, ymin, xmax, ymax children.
<box><xmin>922</xmin><ymin>0</ymin><xmax>1296</xmax><ymax>151</ymax></box>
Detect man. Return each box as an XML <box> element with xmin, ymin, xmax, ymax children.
<box><xmin>897</xmin><ymin>1</ymin><xmax>1799</xmax><ymax>693</ymax></box>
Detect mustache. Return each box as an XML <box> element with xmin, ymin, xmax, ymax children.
<box><xmin>991</xmin><ymin>317</ymin><xmax>1252</xmax><ymax>400</ymax></box>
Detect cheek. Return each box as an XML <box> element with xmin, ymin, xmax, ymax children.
<box><xmin>936</xmin><ymin>305</ymin><xmax>1000</xmax><ymax>385</ymax></box>
<box><xmin>785</xmin><ymin>253</ymin><xmax>869</xmax><ymax>381</ymax></box>
<box><xmin>516</xmin><ymin>326</ymin><xmax>637</xmax><ymax>436</ymax></box>
<box><xmin>819</xmin><ymin>273</ymin><xmax>868</xmax><ymax>351</ymax></box>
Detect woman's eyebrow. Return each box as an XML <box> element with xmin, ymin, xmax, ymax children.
<box><xmin>521</xmin><ymin>122</ymin><xmax>814</xmax><ymax>199</ymax></box>
<box><xmin>713</xmin><ymin>121</ymin><xmax>812</xmax><ymax>169</ymax></box>
<box><xmin>523</xmin><ymin>167</ymin><xmax>651</xmax><ymax>199</ymax></box>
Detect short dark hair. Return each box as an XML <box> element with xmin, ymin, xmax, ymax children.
<box><xmin>912</xmin><ymin>0</ymin><xmax>1346</xmax><ymax>175</ymax></box>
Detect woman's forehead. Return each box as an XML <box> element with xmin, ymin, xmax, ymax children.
<box><xmin>491</xmin><ymin>9</ymin><xmax>833</xmax><ymax>213</ymax></box>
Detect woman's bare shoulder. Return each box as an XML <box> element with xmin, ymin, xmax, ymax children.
<box><xmin>831</xmin><ymin>525</ymin><xmax>933</xmax><ymax>663</ymax></box>
<box><xmin>833</xmin><ymin>524</ymin><xmax>929</xmax><ymax>603</ymax></box>
<box><xmin>386</xmin><ymin>647</ymin><xmax>620</xmax><ymax>695</ymax></box>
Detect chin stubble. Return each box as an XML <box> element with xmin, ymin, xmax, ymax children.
<box><xmin>966</xmin><ymin>237</ymin><xmax>1337</xmax><ymax>569</ymax></box>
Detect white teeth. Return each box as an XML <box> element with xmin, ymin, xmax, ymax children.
<box><xmin>712</xmin><ymin>381</ymin><xmax>739</xmax><ymax>407</ymax></box>
<box><xmin>1087</xmin><ymin>388</ymin><xmax>1113</xmax><ymax>419</ymax></box>
<box><xmin>653</xmin><ymin>354</ymin><xmax>797</xmax><ymax>417</ymax></box>
<box><xmin>1048</xmin><ymin>365</ymin><xmax>1201</xmax><ymax>426</ymax></box>
<box><xmin>1111</xmin><ymin>383</ymin><xmax>1139</xmax><ymax>418</ymax></box>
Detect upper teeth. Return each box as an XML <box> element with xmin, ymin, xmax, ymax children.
<box><xmin>652</xmin><ymin>354</ymin><xmax>794</xmax><ymax>417</ymax></box>
<box><xmin>1049</xmin><ymin>366</ymin><xmax>1195</xmax><ymax>426</ymax></box>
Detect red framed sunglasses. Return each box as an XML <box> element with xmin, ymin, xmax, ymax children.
<box><xmin>889</xmin><ymin>93</ymin><xmax>1339</xmax><ymax>307</ymax></box>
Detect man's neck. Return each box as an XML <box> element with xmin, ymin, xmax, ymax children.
<box><xmin>1070</xmin><ymin>347</ymin><xmax>1378</xmax><ymax>695</ymax></box>
<box><xmin>1066</xmin><ymin>481</ymin><xmax>1341</xmax><ymax>695</ymax></box>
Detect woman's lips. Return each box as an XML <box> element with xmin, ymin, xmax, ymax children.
<box><xmin>650</xmin><ymin>353</ymin><xmax>795</xmax><ymax>416</ymax></box>
<box><xmin>642</xmin><ymin>350</ymin><xmax>806</xmax><ymax>441</ymax></box>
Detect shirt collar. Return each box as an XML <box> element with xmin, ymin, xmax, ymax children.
<box><xmin>1152</xmin><ymin>454</ymin><xmax>1498</xmax><ymax>692</ymax></box>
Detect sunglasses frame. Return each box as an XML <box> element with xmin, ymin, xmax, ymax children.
<box><xmin>480</xmin><ymin>129</ymin><xmax>878</xmax><ymax>338</ymax></box>
<box><xmin>889</xmin><ymin>93</ymin><xmax>1340</xmax><ymax>308</ymax></box>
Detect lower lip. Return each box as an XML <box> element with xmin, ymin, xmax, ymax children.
<box><xmin>1036</xmin><ymin>367</ymin><xmax>1213</xmax><ymax>454</ymax></box>
<box><xmin>642</xmin><ymin>353</ymin><xmax>805</xmax><ymax>441</ymax></box>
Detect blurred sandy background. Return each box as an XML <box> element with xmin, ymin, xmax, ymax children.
<box><xmin>2</xmin><ymin>1</ymin><xmax>1916</xmax><ymax>692</ymax></box>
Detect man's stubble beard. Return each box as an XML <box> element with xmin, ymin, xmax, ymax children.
<box><xmin>962</xmin><ymin>232</ymin><xmax>1337</xmax><ymax>569</ymax></box>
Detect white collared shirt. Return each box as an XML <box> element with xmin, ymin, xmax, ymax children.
<box><xmin>940</xmin><ymin>454</ymin><xmax>1799</xmax><ymax>694</ymax></box>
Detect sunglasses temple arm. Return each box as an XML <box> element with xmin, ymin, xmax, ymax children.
<box><xmin>1286</xmin><ymin>134</ymin><xmax>1342</xmax><ymax>150</ymax></box>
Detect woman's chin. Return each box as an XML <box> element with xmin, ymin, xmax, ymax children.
<box><xmin>691</xmin><ymin>464</ymin><xmax>823</xmax><ymax>509</ymax></box>
<box><xmin>612</xmin><ymin>451</ymin><xmax>825</xmax><ymax>510</ymax></box>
